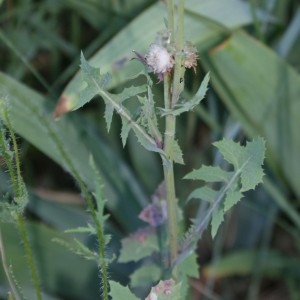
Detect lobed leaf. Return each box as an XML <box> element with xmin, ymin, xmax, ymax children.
<box><xmin>239</xmin><ymin>137</ymin><xmax>266</xmax><ymax>191</ymax></box>
<box><xmin>205</xmin><ymin>30</ymin><xmax>300</xmax><ymax>198</ymax></box>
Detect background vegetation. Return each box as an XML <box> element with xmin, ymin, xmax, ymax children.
<box><xmin>0</xmin><ymin>0</ymin><xmax>300</xmax><ymax>299</ymax></box>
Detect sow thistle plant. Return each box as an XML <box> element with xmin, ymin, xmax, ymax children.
<box><xmin>53</xmin><ymin>1</ymin><xmax>265</xmax><ymax>299</ymax></box>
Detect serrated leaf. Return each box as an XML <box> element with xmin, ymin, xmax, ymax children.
<box><xmin>109</xmin><ymin>281</ymin><xmax>139</xmax><ymax>300</ymax></box>
<box><xmin>170</xmin><ymin>139</ymin><xmax>184</xmax><ymax>165</ymax></box>
<box><xmin>77</xmin><ymin>53</ymin><xmax>111</xmax><ymax>111</ymax></box>
<box><xmin>213</xmin><ymin>138</ymin><xmax>265</xmax><ymax>192</ymax></box>
<box><xmin>53</xmin><ymin>238</ymin><xmax>99</xmax><ymax>262</ymax></box>
<box><xmin>133</xmin><ymin>126</ymin><xmax>168</xmax><ymax>165</ymax></box>
<box><xmin>240</xmin><ymin>137</ymin><xmax>265</xmax><ymax>191</ymax></box>
<box><xmin>104</xmin><ymin>102</ymin><xmax>114</xmax><ymax>132</ymax></box>
<box><xmin>65</xmin><ymin>223</ymin><xmax>96</xmax><ymax>235</ymax></box>
<box><xmin>160</xmin><ymin>73</ymin><xmax>210</xmax><ymax>116</ymax></box>
<box><xmin>119</xmin><ymin>85</ymin><xmax>147</xmax><ymax>103</ymax></box>
<box><xmin>145</xmin><ymin>279</ymin><xmax>182</xmax><ymax>300</ymax></box>
<box><xmin>224</xmin><ymin>190</ymin><xmax>244</xmax><ymax>212</ymax></box>
<box><xmin>184</xmin><ymin>165</ymin><xmax>232</xmax><ymax>182</ymax></box>
<box><xmin>121</xmin><ymin>116</ymin><xmax>132</xmax><ymax>147</ymax></box>
<box><xmin>177</xmin><ymin>252</ymin><xmax>199</xmax><ymax>278</ymax></box>
<box><xmin>213</xmin><ymin>138</ymin><xmax>243</xmax><ymax>170</ymax></box>
<box><xmin>118</xmin><ymin>228</ymin><xmax>159</xmax><ymax>263</ymax></box>
<box><xmin>187</xmin><ymin>186</ymin><xmax>218</xmax><ymax>202</ymax></box>
<box><xmin>130</xmin><ymin>264</ymin><xmax>161</xmax><ymax>288</ymax></box>
<box><xmin>211</xmin><ymin>207</ymin><xmax>224</xmax><ymax>238</ymax></box>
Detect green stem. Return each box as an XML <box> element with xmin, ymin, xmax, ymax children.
<box><xmin>163</xmin><ymin>112</ymin><xmax>178</xmax><ymax>271</ymax></box>
<box><xmin>167</xmin><ymin>0</ymin><xmax>175</xmax><ymax>43</ymax></box>
<box><xmin>163</xmin><ymin>70</ymin><xmax>179</xmax><ymax>271</ymax></box>
<box><xmin>17</xmin><ymin>215</ymin><xmax>42</xmax><ymax>300</ymax></box>
<box><xmin>24</xmin><ymin>100</ymin><xmax>109</xmax><ymax>300</ymax></box>
<box><xmin>1</xmin><ymin>107</ymin><xmax>42</xmax><ymax>300</ymax></box>
<box><xmin>3</xmin><ymin>108</ymin><xmax>23</xmax><ymax>195</ymax></box>
<box><xmin>0</xmin><ymin>123</ymin><xmax>18</xmax><ymax>193</ymax></box>
<box><xmin>162</xmin><ymin>0</ymin><xmax>185</xmax><ymax>277</ymax></box>
<box><xmin>0</xmin><ymin>229</ymin><xmax>23</xmax><ymax>300</ymax></box>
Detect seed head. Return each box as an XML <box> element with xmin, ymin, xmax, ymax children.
<box><xmin>145</xmin><ymin>44</ymin><xmax>174</xmax><ymax>75</ymax></box>
<box><xmin>183</xmin><ymin>41</ymin><xmax>198</xmax><ymax>71</ymax></box>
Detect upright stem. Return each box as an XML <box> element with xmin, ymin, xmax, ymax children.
<box><xmin>1</xmin><ymin>107</ymin><xmax>42</xmax><ymax>300</ymax></box>
<box><xmin>17</xmin><ymin>215</ymin><xmax>42</xmax><ymax>300</ymax></box>
<box><xmin>163</xmin><ymin>0</ymin><xmax>185</xmax><ymax>276</ymax></box>
<box><xmin>163</xmin><ymin>112</ymin><xmax>178</xmax><ymax>270</ymax></box>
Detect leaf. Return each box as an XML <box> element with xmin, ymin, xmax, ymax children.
<box><xmin>130</xmin><ymin>264</ymin><xmax>161</xmax><ymax>288</ymax></box>
<box><xmin>203</xmin><ymin>250</ymin><xmax>300</xmax><ymax>281</ymax></box>
<box><xmin>109</xmin><ymin>281</ymin><xmax>139</xmax><ymax>300</ymax></box>
<box><xmin>160</xmin><ymin>73</ymin><xmax>210</xmax><ymax>116</ymax></box>
<box><xmin>65</xmin><ymin>224</ymin><xmax>96</xmax><ymax>235</ymax></box>
<box><xmin>184</xmin><ymin>165</ymin><xmax>232</xmax><ymax>182</ymax></box>
<box><xmin>53</xmin><ymin>238</ymin><xmax>99</xmax><ymax>262</ymax></box>
<box><xmin>120</xmin><ymin>116</ymin><xmax>132</xmax><ymax>147</ymax></box>
<box><xmin>185</xmin><ymin>137</ymin><xmax>265</xmax><ymax>239</ymax></box>
<box><xmin>187</xmin><ymin>186</ymin><xmax>218</xmax><ymax>202</ymax></box>
<box><xmin>66</xmin><ymin>52</ymin><xmax>112</xmax><ymax>114</ymax></box>
<box><xmin>104</xmin><ymin>102</ymin><xmax>114</xmax><ymax>132</ymax></box>
<box><xmin>89</xmin><ymin>155</ymin><xmax>110</xmax><ymax>227</ymax></box>
<box><xmin>119</xmin><ymin>85</ymin><xmax>147</xmax><ymax>103</ymax></box>
<box><xmin>205</xmin><ymin>30</ymin><xmax>300</xmax><ymax>198</ymax></box>
<box><xmin>213</xmin><ymin>138</ymin><xmax>265</xmax><ymax>191</ymax></box>
<box><xmin>0</xmin><ymin>71</ymin><xmax>146</xmax><ymax>232</ymax></box>
<box><xmin>177</xmin><ymin>252</ymin><xmax>199</xmax><ymax>278</ymax></box>
<box><xmin>169</xmin><ymin>139</ymin><xmax>184</xmax><ymax>165</ymax></box>
<box><xmin>133</xmin><ymin>126</ymin><xmax>167</xmax><ymax>163</ymax></box>
<box><xmin>239</xmin><ymin>137</ymin><xmax>266</xmax><ymax>191</ymax></box>
<box><xmin>118</xmin><ymin>228</ymin><xmax>159</xmax><ymax>263</ymax></box>
<box><xmin>213</xmin><ymin>139</ymin><xmax>243</xmax><ymax>171</ymax></box>
<box><xmin>224</xmin><ymin>190</ymin><xmax>244</xmax><ymax>213</ymax></box>
<box><xmin>211</xmin><ymin>206</ymin><xmax>224</xmax><ymax>238</ymax></box>
<box><xmin>0</xmin><ymin>221</ymin><xmax>101</xmax><ymax>299</ymax></box>
<box><xmin>145</xmin><ymin>279</ymin><xmax>182</xmax><ymax>300</ymax></box>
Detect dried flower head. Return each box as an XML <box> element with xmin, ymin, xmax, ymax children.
<box><xmin>183</xmin><ymin>41</ymin><xmax>198</xmax><ymax>71</ymax></box>
<box><xmin>145</xmin><ymin>44</ymin><xmax>174</xmax><ymax>75</ymax></box>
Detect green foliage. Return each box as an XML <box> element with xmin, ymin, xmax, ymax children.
<box><xmin>185</xmin><ymin>137</ymin><xmax>266</xmax><ymax>238</ymax></box>
<box><xmin>130</xmin><ymin>264</ymin><xmax>161</xmax><ymax>289</ymax></box>
<box><xmin>177</xmin><ymin>252</ymin><xmax>199</xmax><ymax>278</ymax></box>
<box><xmin>118</xmin><ymin>228</ymin><xmax>159</xmax><ymax>263</ymax></box>
<box><xmin>0</xmin><ymin>101</ymin><xmax>28</xmax><ymax>220</ymax></box>
<box><xmin>1</xmin><ymin>0</ymin><xmax>299</xmax><ymax>299</ymax></box>
<box><xmin>52</xmin><ymin>238</ymin><xmax>99</xmax><ymax>262</ymax></box>
<box><xmin>109</xmin><ymin>281</ymin><xmax>139</xmax><ymax>300</ymax></box>
<box><xmin>159</xmin><ymin>72</ymin><xmax>210</xmax><ymax>117</ymax></box>
<box><xmin>78</xmin><ymin>54</ymin><xmax>166</xmax><ymax>162</ymax></box>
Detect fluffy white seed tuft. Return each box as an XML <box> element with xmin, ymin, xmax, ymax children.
<box><xmin>145</xmin><ymin>44</ymin><xmax>174</xmax><ymax>74</ymax></box>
